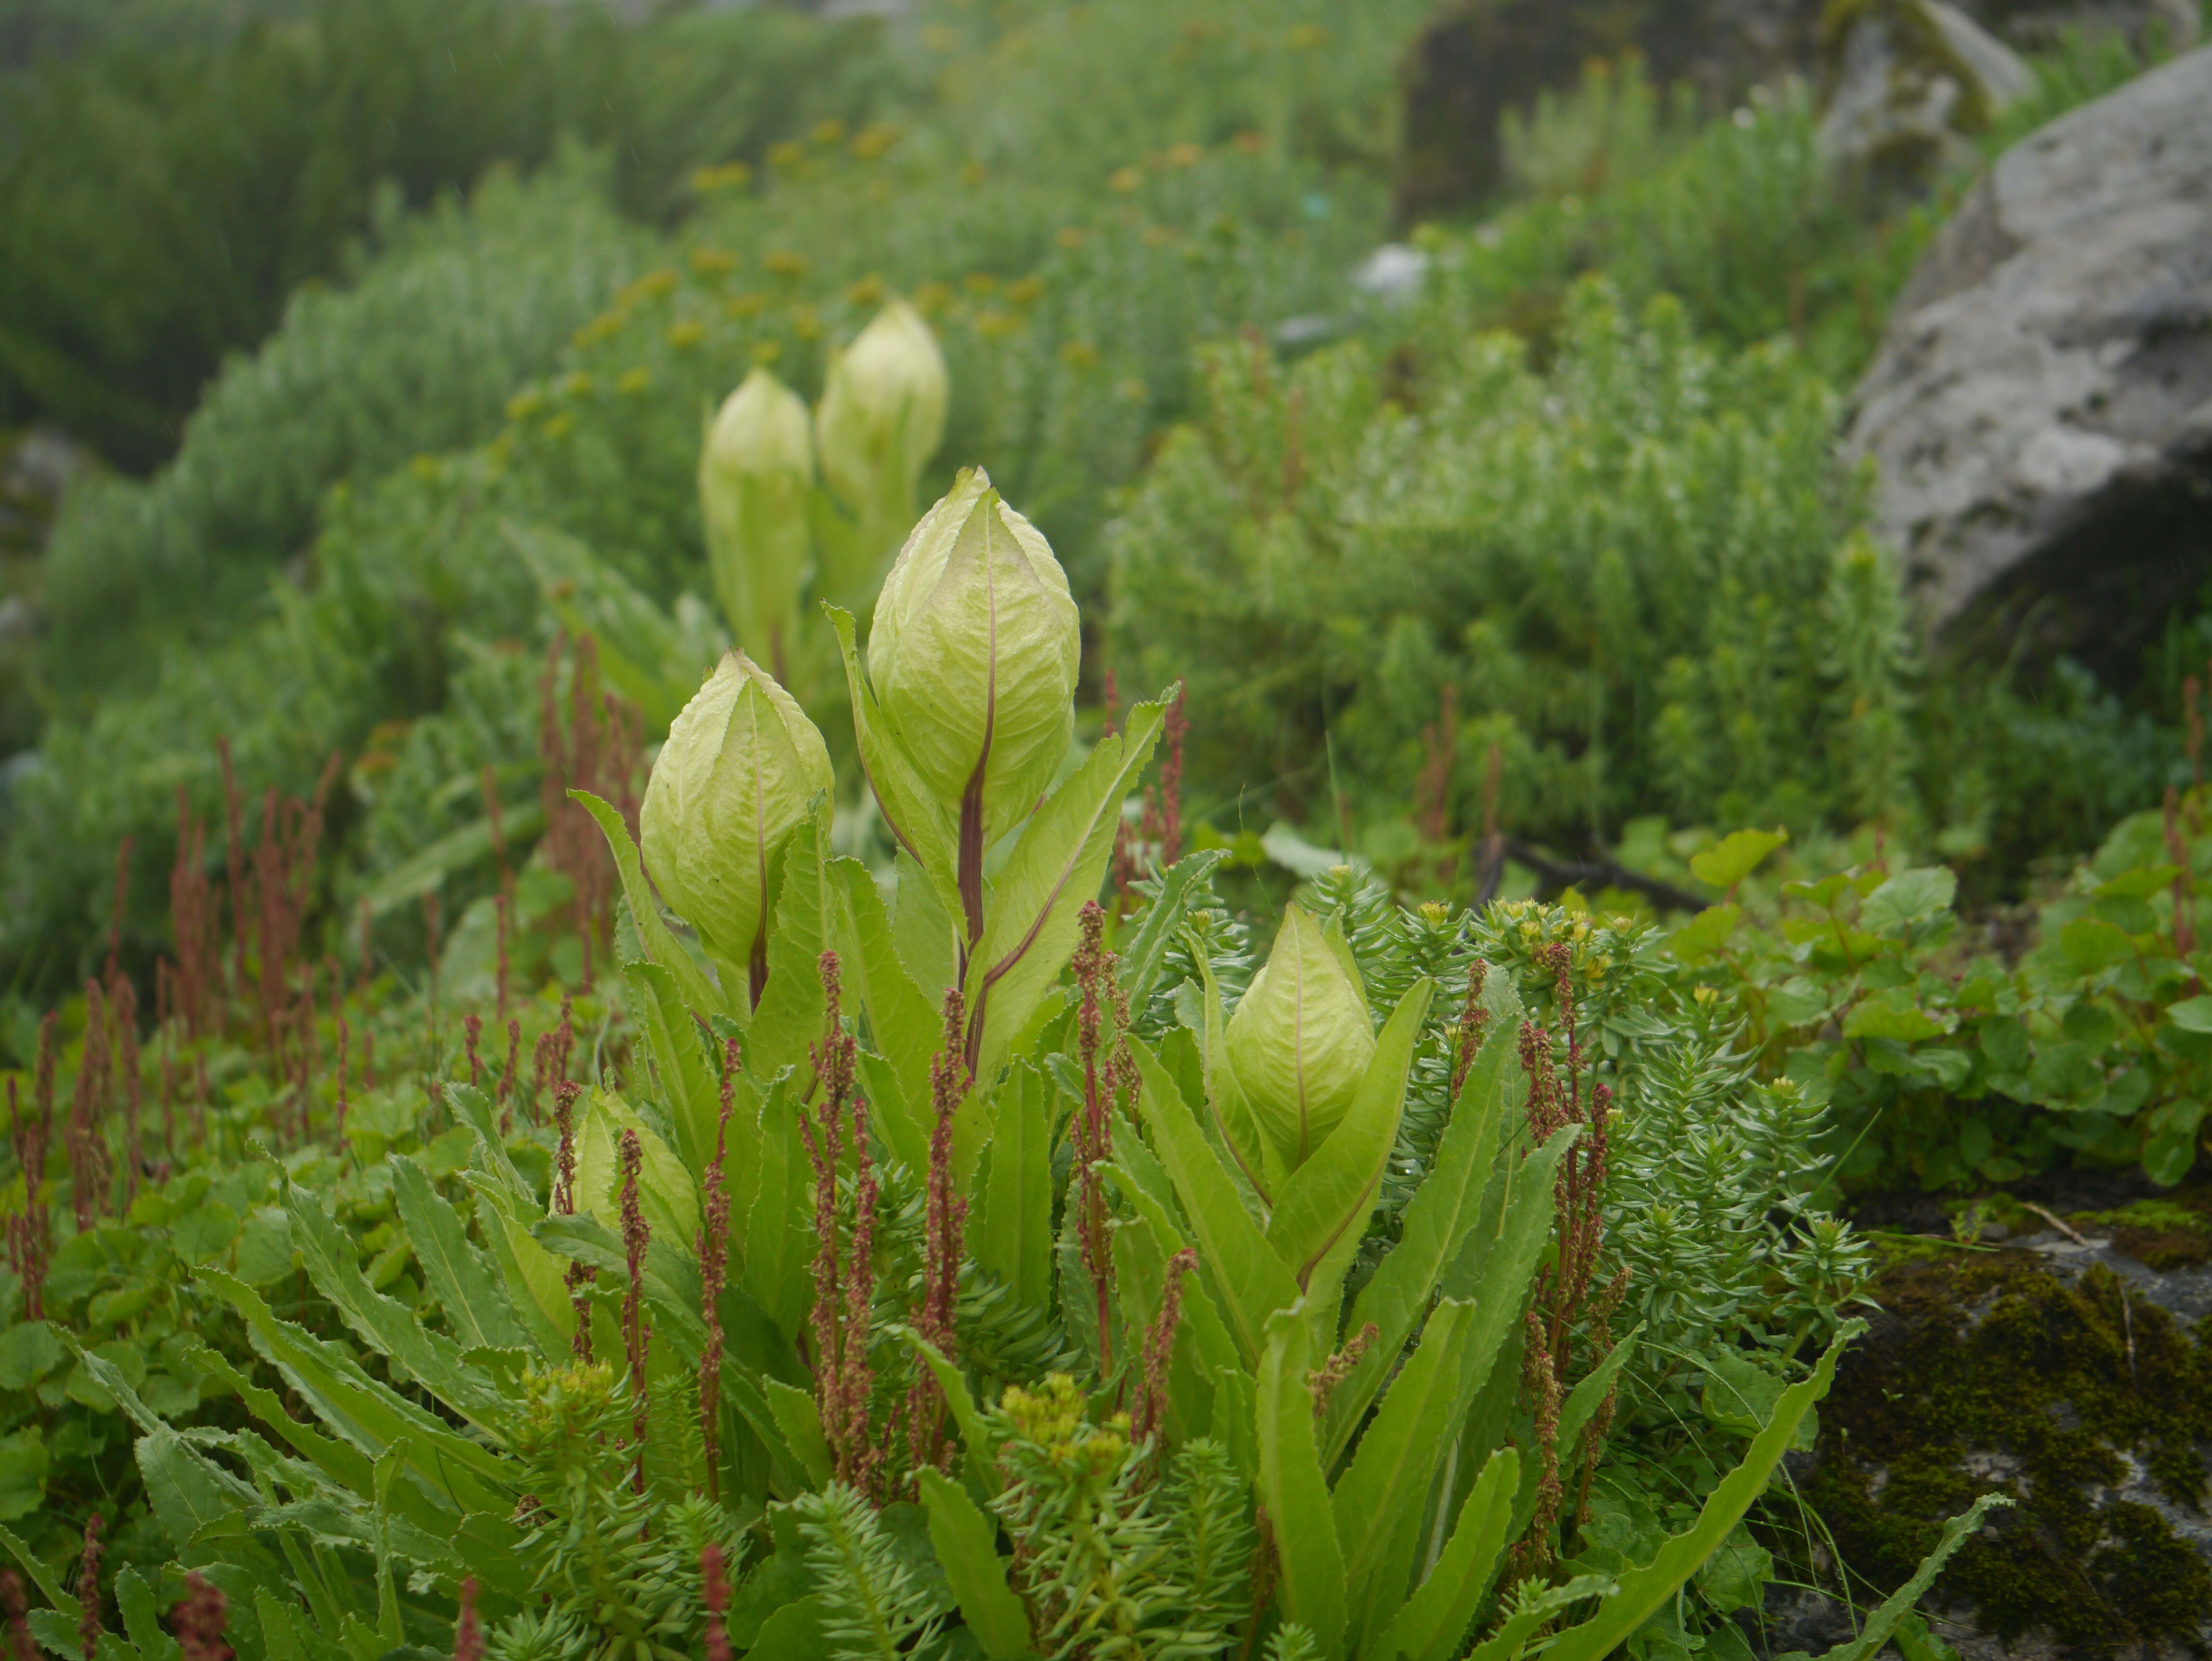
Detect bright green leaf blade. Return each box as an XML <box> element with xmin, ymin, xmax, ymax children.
<box><xmin>918</xmin><ymin>1468</ymin><xmax>1031</xmax><ymax>1658</ymax></box>
<box><xmin>1134</xmin><ymin>1039</ymin><xmax>1301</xmax><ymax>1367</ymax></box>
<box><xmin>390</xmin><ymin>1157</ymin><xmax>530</xmax><ymax>1356</ymax></box>
<box><xmin>763</xmin><ymin>1379</ymin><xmax>833</xmax><ymax>1488</ymax></box>
<box><xmin>1332</xmin><ymin>1297</ymin><xmax>1473</xmax><ymax>1647</ymax></box>
<box><xmin>1811</xmin><ymin>1494</ymin><xmax>2010</xmax><ymax>1661</ymax></box>
<box><xmin>836</xmin><ymin>857</ymin><xmax>943</xmax><ymax>1173</ymax></box>
<box><xmin>974</xmin><ymin>1061</ymin><xmax>1054</xmax><ymax>1305</ymax></box>
<box><xmin>967</xmin><ymin>698</ymin><xmax>1167</xmax><ymax>1080</ymax></box>
<box><xmin>1330</xmin><ymin>980</ymin><xmax>1523</xmax><ymax>1465</ymax></box>
<box><xmin>1371</xmin><ymin>1446</ymin><xmax>1519</xmax><ymax>1661</ymax></box>
<box><xmin>900</xmin><ymin>1330</ymin><xmax>1001</xmax><ymax>1495</ymax></box>
<box><xmin>574</xmin><ymin>791</ymin><xmax>728</xmax><ymax>1020</ymax></box>
<box><xmin>746</xmin><ymin>798</ymin><xmax>840</xmax><ymax>1080</ymax></box>
<box><xmin>626</xmin><ymin>959</ymin><xmax>730</xmax><ymax>1182</ymax></box>
<box><xmin>1540</xmin><ymin>1322</ymin><xmax>1863</xmax><ymax>1661</ymax></box>
<box><xmin>115</xmin><ymin>1569</ymin><xmax>179</xmax><ymax>1661</ymax></box>
<box><xmin>1119</xmin><ymin>849</ymin><xmax>1229</xmax><ymax>1007</ymax></box>
<box><xmin>1687</xmin><ymin>827</ymin><xmax>1786</xmax><ymax>890</ymax></box>
<box><xmin>826</xmin><ymin>603</ymin><xmax>962</xmax><ymax>921</ymax></box>
<box><xmin>1255</xmin><ymin>1305</ymin><xmax>1347</xmax><ymax>1658</ymax></box>
<box><xmin>2165</xmin><ymin>995</ymin><xmax>2212</xmax><ymax>1034</ymax></box>
<box><xmin>1461</xmin><ymin>1577</ymin><xmax>1616</xmax><ymax>1661</ymax></box>
<box><xmin>1266</xmin><ymin>979</ymin><xmax>1434</xmax><ymax>1286</ymax></box>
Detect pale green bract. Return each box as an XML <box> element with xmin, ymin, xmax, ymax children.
<box><xmin>638</xmin><ymin>649</ymin><xmax>833</xmax><ymax>1003</ymax></box>
<box><xmin>699</xmin><ymin>367</ymin><xmax>814</xmax><ymax>681</ymax></box>
<box><xmin>1228</xmin><ymin>904</ymin><xmax>1376</xmax><ymax>1169</ymax></box>
<box><xmin>815</xmin><ymin>297</ymin><xmax>948</xmax><ymax>601</ymax></box>
<box><xmin>868</xmin><ymin>466</ymin><xmax>1080</xmax><ymax>848</ymax></box>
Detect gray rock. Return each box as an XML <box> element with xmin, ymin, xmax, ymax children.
<box><xmin>1817</xmin><ymin>0</ymin><xmax>2035</xmax><ymax>173</ymax></box>
<box><xmin>1845</xmin><ymin>47</ymin><xmax>2212</xmax><ymax>654</ymax></box>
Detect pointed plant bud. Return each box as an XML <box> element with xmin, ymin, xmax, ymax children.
<box><xmin>869</xmin><ymin>467</ymin><xmax>1080</xmax><ymax>854</ymax></box>
<box><xmin>641</xmin><ymin>651</ymin><xmax>833</xmax><ymax>1004</ymax></box>
<box><xmin>815</xmin><ymin>299</ymin><xmax>948</xmax><ymax>602</ymax></box>
<box><xmin>700</xmin><ymin>368</ymin><xmax>815</xmax><ymax>684</ymax></box>
<box><xmin>1226</xmin><ymin>906</ymin><xmax>1376</xmax><ymax>1170</ymax></box>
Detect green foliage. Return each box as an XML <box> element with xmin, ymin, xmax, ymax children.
<box><xmin>0</xmin><ymin>0</ymin><xmax>891</xmax><ymax>465</ymax></box>
<box><xmin>1110</xmin><ymin>280</ymin><xmax>1890</xmax><ymax>851</ymax></box>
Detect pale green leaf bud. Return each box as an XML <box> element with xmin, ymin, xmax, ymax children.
<box><xmin>815</xmin><ymin>299</ymin><xmax>948</xmax><ymax>602</ymax></box>
<box><xmin>640</xmin><ymin>650</ymin><xmax>833</xmax><ymax>1003</ymax></box>
<box><xmin>868</xmin><ymin>467</ymin><xmax>1079</xmax><ymax>851</ymax></box>
<box><xmin>1226</xmin><ymin>905</ymin><xmax>1376</xmax><ymax>1169</ymax></box>
<box><xmin>699</xmin><ymin>368</ymin><xmax>815</xmax><ymax>683</ymax></box>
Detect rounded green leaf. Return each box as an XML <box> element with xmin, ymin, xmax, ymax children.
<box><xmin>1227</xmin><ymin>904</ymin><xmax>1376</xmax><ymax>1171</ymax></box>
<box><xmin>699</xmin><ymin>368</ymin><xmax>814</xmax><ymax>669</ymax></box>
<box><xmin>816</xmin><ymin>297</ymin><xmax>947</xmax><ymax>515</ymax></box>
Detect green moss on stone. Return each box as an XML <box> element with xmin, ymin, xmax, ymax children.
<box><xmin>1804</xmin><ymin>1254</ymin><xmax>2212</xmax><ymax>1655</ymax></box>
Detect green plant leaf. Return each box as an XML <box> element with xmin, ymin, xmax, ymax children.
<box><xmin>1333</xmin><ymin>1295</ymin><xmax>1474</xmax><ymax>1649</ymax></box>
<box><xmin>764</xmin><ymin>1380</ymin><xmax>834</xmax><ymax>1487</ymax></box>
<box><xmin>746</xmin><ymin>798</ymin><xmax>841</xmax><ymax>1081</ymax></box>
<box><xmin>1462</xmin><ymin>1576</ymin><xmax>1616</xmax><ymax>1661</ymax></box>
<box><xmin>1134</xmin><ymin>1039</ymin><xmax>1301</xmax><ymax>1367</ymax></box>
<box><xmin>1330</xmin><ymin>983</ymin><xmax>1522</xmax><ymax>1463</ymax></box>
<box><xmin>1788</xmin><ymin>1493</ymin><xmax>2010</xmax><ymax>1661</ymax></box>
<box><xmin>1540</xmin><ymin>1321</ymin><xmax>1862</xmax><ymax>1661</ymax></box>
<box><xmin>1688</xmin><ymin>828</ymin><xmax>1786</xmax><ymax>890</ymax></box>
<box><xmin>1843</xmin><ymin>988</ymin><xmax>1947</xmax><ymax>1043</ymax></box>
<box><xmin>2058</xmin><ymin>915</ymin><xmax>2135</xmax><ymax>976</ymax></box>
<box><xmin>966</xmin><ymin>697</ymin><xmax>1166</xmax><ymax>1081</ymax></box>
<box><xmin>899</xmin><ymin>1330</ymin><xmax>1000</xmax><ymax>1493</ymax></box>
<box><xmin>115</xmin><ymin>1569</ymin><xmax>180</xmax><ymax>1661</ymax></box>
<box><xmin>974</xmin><ymin>1061</ymin><xmax>1054</xmax><ymax>1305</ymax></box>
<box><xmin>1255</xmin><ymin>1305</ymin><xmax>1346</xmax><ymax>1658</ymax></box>
<box><xmin>2164</xmin><ymin>996</ymin><xmax>2212</xmax><ymax>1034</ymax></box>
<box><xmin>626</xmin><ymin>958</ymin><xmax>730</xmax><ymax>1182</ymax></box>
<box><xmin>918</xmin><ymin>1468</ymin><xmax>1031</xmax><ymax>1659</ymax></box>
<box><xmin>390</xmin><ymin>1156</ymin><xmax>530</xmax><ymax>1356</ymax></box>
<box><xmin>0</xmin><ymin>1520</ymin><xmax>80</xmax><ymax>1619</ymax></box>
<box><xmin>826</xmin><ymin>603</ymin><xmax>962</xmax><ymax>922</ymax></box>
<box><xmin>1668</xmin><ymin>904</ymin><xmax>1741</xmax><ymax>962</ymax></box>
<box><xmin>743</xmin><ymin>1071</ymin><xmax>815</xmax><ymax>1345</ymax></box>
<box><xmin>1119</xmin><ymin>849</ymin><xmax>1229</xmax><ymax>1007</ymax></box>
<box><xmin>1859</xmin><ymin>867</ymin><xmax>1956</xmax><ymax>937</ymax></box>
<box><xmin>1370</xmin><ymin>1446</ymin><xmax>1518</xmax><ymax>1661</ymax></box>
<box><xmin>1266</xmin><ymin>979</ymin><xmax>1434</xmax><ymax>1288</ymax></box>
<box><xmin>574</xmin><ymin>790</ymin><xmax>728</xmax><ymax>1020</ymax></box>
<box><xmin>747</xmin><ymin>1595</ymin><xmax>830</xmax><ymax>1661</ymax></box>
<box><xmin>836</xmin><ymin>857</ymin><xmax>944</xmax><ymax>1175</ymax></box>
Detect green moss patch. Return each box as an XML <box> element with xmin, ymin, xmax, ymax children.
<box><xmin>2069</xmin><ymin>1188</ymin><xmax>2212</xmax><ymax>1273</ymax></box>
<box><xmin>1804</xmin><ymin>1254</ymin><xmax>2212</xmax><ymax>1656</ymax></box>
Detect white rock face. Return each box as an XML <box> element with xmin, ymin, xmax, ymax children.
<box><xmin>1845</xmin><ymin>46</ymin><xmax>2212</xmax><ymax>639</ymax></box>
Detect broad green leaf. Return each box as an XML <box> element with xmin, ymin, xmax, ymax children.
<box><xmin>0</xmin><ymin>1322</ymin><xmax>65</xmax><ymax>1390</ymax></box>
<box><xmin>827</xmin><ymin>604</ymin><xmax>963</xmax><ymax>923</ymax></box>
<box><xmin>1540</xmin><ymin>1322</ymin><xmax>1860</xmax><ymax>1661</ymax></box>
<box><xmin>2165</xmin><ymin>996</ymin><xmax>2212</xmax><ymax>1035</ymax></box>
<box><xmin>1462</xmin><ymin>1576</ymin><xmax>1616</xmax><ymax>1661</ymax></box>
<box><xmin>460</xmin><ymin>1173</ymin><xmax>575</xmax><ymax>1355</ymax></box>
<box><xmin>573</xmin><ymin>1089</ymin><xmax>699</xmax><ymax>1243</ymax></box>
<box><xmin>1119</xmin><ymin>850</ymin><xmax>1229</xmax><ymax>1007</ymax></box>
<box><xmin>891</xmin><ymin>849</ymin><xmax>960</xmax><ymax>1005</ymax></box>
<box><xmin>1688</xmin><ymin>828</ymin><xmax>1786</xmax><ymax>890</ymax></box>
<box><xmin>0</xmin><ymin>1522</ymin><xmax>77</xmax><ymax>1620</ymax></box>
<box><xmin>1134</xmin><ymin>1039</ymin><xmax>1301</xmax><ymax>1366</ymax></box>
<box><xmin>2058</xmin><ymin>914</ymin><xmax>2134</xmax><ymax>976</ymax></box>
<box><xmin>137</xmin><ymin>1427</ymin><xmax>253</xmax><ymax>1557</ymax></box>
<box><xmin>918</xmin><ymin>1468</ymin><xmax>1031</xmax><ymax>1659</ymax></box>
<box><xmin>1330</xmin><ymin>982</ymin><xmax>1523</xmax><ymax>1464</ymax></box>
<box><xmin>1267</xmin><ymin>980</ymin><xmax>1434</xmax><ymax>1286</ymax></box>
<box><xmin>1370</xmin><ymin>1446</ymin><xmax>1518</xmax><ymax>1661</ymax></box>
<box><xmin>1333</xmin><ymin>1296</ymin><xmax>1474</xmax><ymax>1649</ymax></box>
<box><xmin>281</xmin><ymin>1174</ymin><xmax>516</xmax><ymax>1437</ymax></box>
<box><xmin>763</xmin><ymin>1380</ymin><xmax>833</xmax><ymax>1487</ymax></box>
<box><xmin>900</xmin><ymin>1331</ymin><xmax>1001</xmax><ymax>1495</ymax></box>
<box><xmin>966</xmin><ymin>697</ymin><xmax>1166</xmax><ymax>1080</ymax></box>
<box><xmin>1842</xmin><ymin>989</ymin><xmax>1947</xmax><ymax>1043</ymax></box>
<box><xmin>746</xmin><ymin>799</ymin><xmax>840</xmax><ymax>1080</ymax></box>
<box><xmin>1668</xmin><ymin>904</ymin><xmax>1741</xmax><ymax>963</ymax></box>
<box><xmin>115</xmin><ymin>1569</ymin><xmax>180</xmax><ymax>1661</ymax></box>
<box><xmin>1193</xmin><ymin>952</ymin><xmax>1285</xmax><ymax>1203</ymax></box>
<box><xmin>1859</xmin><ymin>867</ymin><xmax>1956</xmax><ymax>938</ymax></box>
<box><xmin>836</xmin><ymin>857</ymin><xmax>943</xmax><ymax>1174</ymax></box>
<box><xmin>626</xmin><ymin>959</ymin><xmax>730</xmax><ymax>1181</ymax></box>
<box><xmin>974</xmin><ymin>1061</ymin><xmax>1054</xmax><ymax>1305</ymax></box>
<box><xmin>1255</xmin><ymin>1305</ymin><xmax>1346</xmax><ymax>1658</ymax></box>
<box><xmin>744</xmin><ymin>1072</ymin><xmax>814</xmax><ymax>1344</ymax></box>
<box><xmin>575</xmin><ymin>791</ymin><xmax>728</xmax><ymax>1020</ymax></box>
<box><xmin>390</xmin><ymin>1157</ymin><xmax>529</xmax><ymax>1356</ymax></box>
<box><xmin>748</xmin><ymin>1596</ymin><xmax>830</xmax><ymax>1661</ymax></box>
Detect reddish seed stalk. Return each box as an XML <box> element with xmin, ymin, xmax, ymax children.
<box><xmin>75</xmin><ymin>1514</ymin><xmax>103</xmax><ymax>1661</ymax></box>
<box><xmin>906</xmin><ymin>990</ymin><xmax>970</xmax><ymax>1478</ymax></box>
<box><xmin>67</xmin><ymin>983</ymin><xmax>112</xmax><ymax>1231</ymax></box>
<box><xmin>699</xmin><ymin>1039</ymin><xmax>738</xmax><ymax>1503</ymax></box>
<box><xmin>498</xmin><ymin>1018</ymin><xmax>521</xmax><ymax>1136</ymax></box>
<box><xmin>619</xmin><ymin>1129</ymin><xmax>652</xmax><ymax>1493</ymax></box>
<box><xmin>463</xmin><ymin>1014</ymin><xmax>483</xmax><ymax>1089</ymax></box>
<box><xmin>114</xmin><ymin>980</ymin><xmax>142</xmax><ymax>1210</ymax></box>
<box><xmin>554</xmin><ymin>1081</ymin><xmax>592</xmax><ymax>1361</ymax></box>
<box><xmin>451</xmin><ymin>1578</ymin><xmax>482</xmax><ymax>1661</ymax></box>
<box><xmin>801</xmin><ymin>952</ymin><xmax>881</xmax><ymax>1500</ymax></box>
<box><xmin>701</xmin><ymin>1546</ymin><xmax>732</xmax><ymax>1661</ymax></box>
<box><xmin>335</xmin><ymin>1018</ymin><xmax>351</xmax><ymax>1150</ymax></box>
<box><xmin>1133</xmin><ymin>1247</ymin><xmax>1197</xmax><ymax>1451</ymax></box>
<box><xmin>1071</xmin><ymin>903</ymin><xmax>1120</xmax><ymax>1368</ymax></box>
<box><xmin>2</xmin><ymin>1570</ymin><xmax>33</xmax><ymax>1661</ymax></box>
<box><xmin>170</xmin><ymin>1574</ymin><xmax>230</xmax><ymax>1661</ymax></box>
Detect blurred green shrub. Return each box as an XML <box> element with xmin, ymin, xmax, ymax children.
<box><xmin>1108</xmin><ymin>279</ymin><xmax>1904</xmax><ymax>854</ymax></box>
<box><xmin>0</xmin><ymin>0</ymin><xmax>894</xmax><ymax>466</ymax></box>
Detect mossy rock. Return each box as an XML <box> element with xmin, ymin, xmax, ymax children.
<box><xmin>1800</xmin><ymin>1251</ymin><xmax>2212</xmax><ymax>1655</ymax></box>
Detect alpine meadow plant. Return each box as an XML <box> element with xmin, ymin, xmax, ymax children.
<box><xmin>0</xmin><ymin>463</ymin><xmax>2010</xmax><ymax>1661</ymax></box>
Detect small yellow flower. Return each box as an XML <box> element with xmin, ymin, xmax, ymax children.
<box><xmin>1108</xmin><ymin>166</ymin><xmax>1143</xmax><ymax>193</ymax></box>
<box><xmin>666</xmin><ymin>321</ymin><xmax>705</xmax><ymax>350</ymax></box>
<box><xmin>913</xmin><ymin>281</ymin><xmax>955</xmax><ymax>316</ymax></box>
<box><xmin>1142</xmin><ymin>224</ymin><xmax>1176</xmax><ymax>247</ymax></box>
<box><xmin>1059</xmin><ymin>340</ymin><xmax>1100</xmax><ymax>369</ymax></box>
<box><xmin>541</xmin><ymin>412</ymin><xmax>574</xmax><ymax>440</ymax></box>
<box><xmin>767</xmin><ymin>140</ymin><xmax>805</xmax><ymax>170</ymax></box>
<box><xmin>849</xmin><ymin>123</ymin><xmax>899</xmax><ymax>160</ymax></box>
<box><xmin>1287</xmin><ymin>23</ymin><xmax>1329</xmax><ymax>49</ymax></box>
<box><xmin>1054</xmin><ymin>226</ymin><xmax>1088</xmax><ymax>250</ymax></box>
<box><xmin>689</xmin><ymin>248</ymin><xmax>740</xmax><ymax>277</ymax></box>
<box><xmin>617</xmin><ymin>268</ymin><xmax>680</xmax><ymax>306</ymax></box>
<box><xmin>973</xmin><ymin>309</ymin><xmax>1018</xmax><ymax>338</ymax></box>
<box><xmin>1233</xmin><ymin>130</ymin><xmax>1269</xmax><ymax>154</ymax></box>
<box><xmin>560</xmin><ymin>371</ymin><xmax>594</xmax><ymax>399</ymax></box>
<box><xmin>617</xmin><ymin>367</ymin><xmax>651</xmax><ymax>395</ymax></box>
<box><xmin>790</xmin><ymin>305</ymin><xmax>822</xmax><ymax>341</ymax></box>
<box><xmin>963</xmin><ymin>272</ymin><xmax>1000</xmax><ymax>295</ymax></box>
<box><xmin>1005</xmin><ymin>276</ymin><xmax>1044</xmax><ymax>305</ymax></box>
<box><xmin>1163</xmin><ymin>141</ymin><xmax>1203</xmax><ymax>169</ymax></box>
<box><xmin>763</xmin><ymin>250</ymin><xmax>808</xmax><ymax>279</ymax></box>
<box><xmin>724</xmin><ymin>291</ymin><xmax>769</xmax><ymax>318</ymax></box>
<box><xmin>751</xmin><ymin>339</ymin><xmax>784</xmax><ymax>366</ymax></box>
<box><xmin>921</xmin><ymin>24</ymin><xmax>959</xmax><ymax>52</ymax></box>
<box><xmin>689</xmin><ymin>161</ymin><xmax>752</xmax><ymax>194</ymax></box>
<box><xmin>1118</xmin><ymin>376</ymin><xmax>1147</xmax><ymax>402</ymax></box>
<box><xmin>504</xmin><ymin>389</ymin><xmax>544</xmax><ymax>422</ymax></box>
<box><xmin>811</xmin><ymin>119</ymin><xmax>845</xmax><ymax>147</ymax></box>
<box><xmin>844</xmin><ymin>274</ymin><xmax>887</xmax><ymax>308</ymax></box>
<box><xmin>960</xmin><ymin>161</ymin><xmax>987</xmax><ymax>187</ymax></box>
